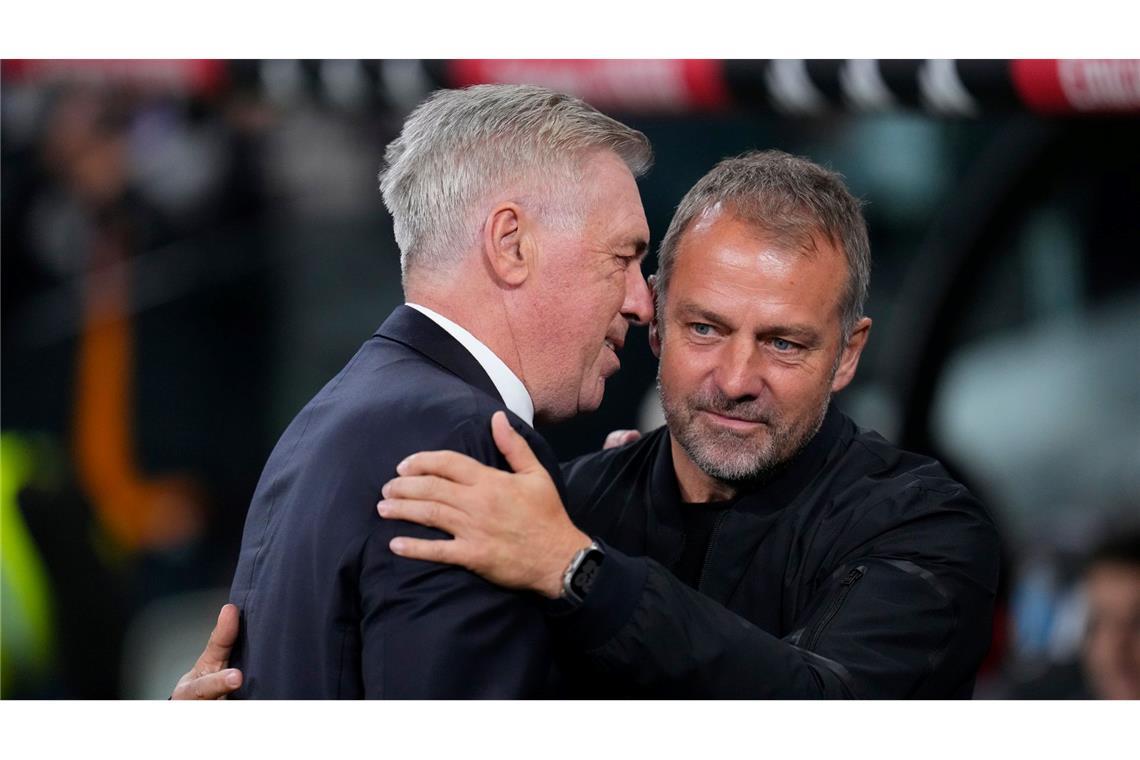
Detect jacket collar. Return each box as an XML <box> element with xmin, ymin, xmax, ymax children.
<box><xmin>375</xmin><ymin>305</ymin><xmax>504</xmax><ymax>406</ymax></box>
<box><xmin>643</xmin><ymin>402</ymin><xmax>851</xmax><ymax>570</ymax></box>
<box><xmin>731</xmin><ymin>401</ymin><xmax>849</xmax><ymax>515</ymax></box>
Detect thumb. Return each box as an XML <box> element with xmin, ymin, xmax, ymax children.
<box><xmin>200</xmin><ymin>603</ymin><xmax>240</xmax><ymax>669</ymax></box>
<box><xmin>214</xmin><ymin>603</ymin><xmax>240</xmax><ymax>647</ymax></box>
<box><xmin>491</xmin><ymin>411</ymin><xmax>542</xmax><ymax>474</ymax></box>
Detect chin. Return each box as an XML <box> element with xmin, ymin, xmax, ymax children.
<box><xmin>578</xmin><ymin>378</ymin><xmax>607</xmax><ymax>414</ymax></box>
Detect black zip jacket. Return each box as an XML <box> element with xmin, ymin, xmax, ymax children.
<box><xmin>548</xmin><ymin>404</ymin><xmax>1001</xmax><ymax>698</ymax></box>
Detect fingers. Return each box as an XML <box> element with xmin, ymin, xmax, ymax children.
<box><xmin>389</xmin><ymin>413</ymin><xmax>541</xmax><ymax>485</ymax></box>
<box><xmin>173</xmin><ymin>668</ymin><xmax>243</xmax><ymax>700</ymax></box>
<box><xmin>194</xmin><ymin>603</ymin><xmax>240</xmax><ymax>672</ymax></box>
<box><xmin>603</xmin><ymin>429</ymin><xmax>641</xmax><ymax>449</ymax></box>
<box><xmin>396</xmin><ymin>449</ymin><xmax>486</xmax><ymax>484</ymax></box>
<box><xmin>389</xmin><ymin>536</ymin><xmax>467</xmax><ymax>567</ymax></box>
<box><xmin>171</xmin><ymin>604</ymin><xmax>242</xmax><ymax>699</ymax></box>
<box><xmin>490</xmin><ymin>411</ymin><xmax>542</xmax><ymax>474</ymax></box>
<box><xmin>382</xmin><ymin>474</ymin><xmax>461</xmax><ymax>506</ymax></box>
<box><xmin>377</xmin><ymin>498</ymin><xmax>463</xmax><ymax>534</ymax></box>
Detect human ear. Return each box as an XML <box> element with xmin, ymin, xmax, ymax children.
<box><xmin>482</xmin><ymin>202</ymin><xmax>529</xmax><ymax>286</ymax></box>
<box><xmin>831</xmin><ymin>317</ymin><xmax>872</xmax><ymax>392</ymax></box>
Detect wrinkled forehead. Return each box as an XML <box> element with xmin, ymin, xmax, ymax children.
<box><xmin>671</xmin><ymin>207</ymin><xmax>847</xmax><ymax>317</ymax></box>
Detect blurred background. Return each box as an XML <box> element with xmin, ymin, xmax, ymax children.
<box><xmin>2</xmin><ymin>59</ymin><xmax>1138</xmax><ymax>699</ymax></box>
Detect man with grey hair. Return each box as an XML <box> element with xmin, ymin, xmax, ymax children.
<box><xmin>179</xmin><ymin>149</ymin><xmax>998</xmax><ymax>698</ymax></box>
<box><xmin>216</xmin><ymin>83</ymin><xmax>654</xmax><ymax>697</ymax></box>
<box><xmin>370</xmin><ymin>149</ymin><xmax>1000</xmax><ymax>697</ymax></box>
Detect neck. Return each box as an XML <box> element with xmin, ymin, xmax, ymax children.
<box><xmin>669</xmin><ymin>437</ymin><xmax>740</xmax><ymax>503</ymax></box>
<box><xmin>405</xmin><ymin>276</ymin><xmax>529</xmax><ymax>390</ymax></box>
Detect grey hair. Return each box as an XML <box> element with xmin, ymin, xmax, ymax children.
<box><xmin>654</xmin><ymin>150</ymin><xmax>870</xmax><ymax>339</ymax></box>
<box><xmin>379</xmin><ymin>84</ymin><xmax>653</xmax><ymax>279</ymax></box>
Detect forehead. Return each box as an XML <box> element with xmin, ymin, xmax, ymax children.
<box><xmin>670</xmin><ymin>207</ymin><xmax>846</xmax><ymax>325</ymax></box>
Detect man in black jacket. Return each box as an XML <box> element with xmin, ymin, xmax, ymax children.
<box><xmin>215</xmin><ymin>84</ymin><xmax>655</xmax><ymax>697</ymax></box>
<box><xmin>376</xmin><ymin>150</ymin><xmax>1001</xmax><ymax>698</ymax></box>
<box><xmin>178</xmin><ymin>151</ymin><xmax>999</xmax><ymax>698</ymax></box>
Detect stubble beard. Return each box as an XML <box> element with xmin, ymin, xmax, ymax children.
<box><xmin>658</xmin><ymin>368</ymin><xmax>829</xmax><ymax>486</ymax></box>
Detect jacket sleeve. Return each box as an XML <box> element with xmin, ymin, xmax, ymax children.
<box><xmin>549</xmin><ymin>500</ymin><xmax>1000</xmax><ymax>699</ymax></box>
<box><xmin>358</xmin><ymin>417</ymin><xmax>553</xmax><ymax>698</ymax></box>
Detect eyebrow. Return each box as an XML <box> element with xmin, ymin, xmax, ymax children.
<box><xmin>616</xmin><ymin>235</ymin><xmax>649</xmax><ymax>258</ymax></box>
<box><xmin>761</xmin><ymin>324</ymin><xmax>822</xmax><ymax>344</ymax></box>
<box><xmin>674</xmin><ymin>300</ymin><xmax>822</xmax><ymax>344</ymax></box>
<box><xmin>675</xmin><ymin>301</ymin><xmax>732</xmax><ymax>327</ymax></box>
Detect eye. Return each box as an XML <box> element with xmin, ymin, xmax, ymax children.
<box><xmin>691</xmin><ymin>323</ymin><xmax>714</xmax><ymax>337</ymax></box>
<box><xmin>771</xmin><ymin>338</ymin><xmax>797</xmax><ymax>351</ymax></box>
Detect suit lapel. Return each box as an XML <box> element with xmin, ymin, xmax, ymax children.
<box><xmin>375</xmin><ymin>305</ymin><xmax>504</xmax><ymax>406</ymax></box>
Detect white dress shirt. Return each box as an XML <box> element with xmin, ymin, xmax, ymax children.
<box><xmin>405</xmin><ymin>303</ymin><xmax>535</xmax><ymax>427</ymax></box>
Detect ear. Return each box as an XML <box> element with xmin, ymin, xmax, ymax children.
<box><xmin>647</xmin><ymin>274</ymin><xmax>662</xmax><ymax>358</ymax></box>
<box><xmin>831</xmin><ymin>317</ymin><xmax>872</xmax><ymax>393</ymax></box>
<box><xmin>481</xmin><ymin>202</ymin><xmax>529</xmax><ymax>287</ymax></box>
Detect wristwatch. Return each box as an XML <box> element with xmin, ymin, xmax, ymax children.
<box><xmin>560</xmin><ymin>540</ymin><xmax>606</xmax><ymax>605</ymax></box>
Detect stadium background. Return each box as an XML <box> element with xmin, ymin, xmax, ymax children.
<box><xmin>2</xmin><ymin>59</ymin><xmax>1138</xmax><ymax>698</ymax></box>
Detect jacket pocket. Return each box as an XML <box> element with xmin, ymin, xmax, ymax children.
<box><xmin>803</xmin><ymin>565</ymin><xmax>866</xmax><ymax>651</ymax></box>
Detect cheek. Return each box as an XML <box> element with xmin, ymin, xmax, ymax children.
<box><xmin>598</xmin><ymin>272</ymin><xmax>626</xmax><ymax>313</ymax></box>
<box><xmin>584</xmin><ymin>282</ymin><xmax>624</xmax><ymax>332</ymax></box>
<box><xmin>768</xmin><ymin>362</ymin><xmax>831</xmax><ymax>401</ymax></box>
<box><xmin>659</xmin><ymin>343</ymin><xmax>710</xmax><ymax>392</ymax></box>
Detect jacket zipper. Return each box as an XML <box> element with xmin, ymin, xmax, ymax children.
<box><xmin>803</xmin><ymin>566</ymin><xmax>866</xmax><ymax>650</ymax></box>
<box><xmin>696</xmin><ymin>512</ymin><xmax>730</xmax><ymax>590</ymax></box>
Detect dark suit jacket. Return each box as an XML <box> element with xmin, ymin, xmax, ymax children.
<box><xmin>228</xmin><ymin>305</ymin><xmax>562</xmax><ymax>698</ymax></box>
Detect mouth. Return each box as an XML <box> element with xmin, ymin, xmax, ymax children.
<box><xmin>600</xmin><ymin>337</ymin><xmax>624</xmax><ymax>377</ymax></box>
<box><xmin>700</xmin><ymin>409</ymin><xmax>767</xmax><ymax>432</ymax></box>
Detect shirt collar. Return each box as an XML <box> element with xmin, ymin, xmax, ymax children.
<box><xmin>405</xmin><ymin>303</ymin><xmax>535</xmax><ymax>427</ymax></box>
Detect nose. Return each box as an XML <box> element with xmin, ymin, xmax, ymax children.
<box><xmin>621</xmin><ymin>262</ymin><xmax>654</xmax><ymax>327</ymax></box>
<box><xmin>714</xmin><ymin>336</ymin><xmax>765</xmax><ymax>400</ymax></box>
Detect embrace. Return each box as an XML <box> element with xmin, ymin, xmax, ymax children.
<box><xmin>174</xmin><ymin>84</ymin><xmax>998</xmax><ymax>699</ymax></box>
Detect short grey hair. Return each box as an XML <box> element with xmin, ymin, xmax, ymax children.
<box><xmin>655</xmin><ymin>150</ymin><xmax>870</xmax><ymax>338</ymax></box>
<box><xmin>379</xmin><ymin>84</ymin><xmax>653</xmax><ymax>279</ymax></box>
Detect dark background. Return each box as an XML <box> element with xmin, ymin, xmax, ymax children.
<box><xmin>2</xmin><ymin>59</ymin><xmax>1137</xmax><ymax>698</ymax></box>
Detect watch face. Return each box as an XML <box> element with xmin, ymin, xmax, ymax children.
<box><xmin>571</xmin><ymin>551</ymin><xmax>603</xmax><ymax>597</ymax></box>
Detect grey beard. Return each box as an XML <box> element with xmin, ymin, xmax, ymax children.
<box><xmin>658</xmin><ymin>374</ymin><xmax>829</xmax><ymax>486</ymax></box>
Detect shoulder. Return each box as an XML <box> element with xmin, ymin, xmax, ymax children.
<box><xmin>562</xmin><ymin>426</ymin><xmax>666</xmax><ymax>487</ymax></box>
<box><xmin>304</xmin><ymin>337</ymin><xmax>501</xmax><ymax>442</ymax></box>
<box><xmin>837</xmin><ymin>423</ymin><xmax>991</xmax><ymax>522</ymax></box>
<box><xmin>266</xmin><ymin>337</ymin><xmax>523</xmax><ymax>487</ymax></box>
<box><xmin>338</xmin><ymin>338</ymin><xmax>561</xmax><ymax>478</ymax></box>
<box><xmin>559</xmin><ymin>426</ymin><xmax>668</xmax><ymax>519</ymax></box>
<box><xmin>816</xmin><ymin>422</ymin><xmax>1001</xmax><ymax>590</ymax></box>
